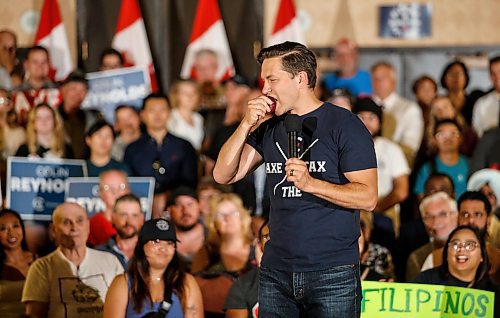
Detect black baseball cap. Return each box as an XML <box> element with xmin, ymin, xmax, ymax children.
<box><xmin>166</xmin><ymin>186</ymin><xmax>198</xmax><ymax>207</ymax></box>
<box><xmin>222</xmin><ymin>74</ymin><xmax>250</xmax><ymax>87</ymax></box>
<box><xmin>139</xmin><ymin>219</ymin><xmax>179</xmax><ymax>243</ymax></box>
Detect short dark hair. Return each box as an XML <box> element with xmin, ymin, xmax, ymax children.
<box><xmin>86</xmin><ymin>120</ymin><xmax>115</xmax><ymax>139</ymax></box>
<box><xmin>114</xmin><ymin>104</ymin><xmax>139</xmax><ymax>116</ymax></box>
<box><xmin>434</xmin><ymin>118</ymin><xmax>461</xmax><ymax>135</ymax></box>
<box><xmin>424</xmin><ymin>172</ymin><xmax>455</xmax><ymax>195</ymax></box>
<box><xmin>412</xmin><ymin>75</ymin><xmax>437</xmax><ymax>95</ymax></box>
<box><xmin>26</xmin><ymin>45</ymin><xmax>49</xmax><ymax>60</ymax></box>
<box><xmin>457</xmin><ymin>191</ymin><xmax>492</xmax><ymax>215</ymax></box>
<box><xmin>440</xmin><ymin>60</ymin><xmax>470</xmax><ymax>90</ymax></box>
<box><xmin>99</xmin><ymin>48</ymin><xmax>124</xmax><ymax>67</ymax></box>
<box><xmin>257</xmin><ymin>41</ymin><xmax>317</xmax><ymax>89</ymax></box>
<box><xmin>141</xmin><ymin>92</ymin><xmax>170</xmax><ymax>111</ymax></box>
<box><xmin>114</xmin><ymin>193</ymin><xmax>141</xmax><ymax>212</ymax></box>
<box><xmin>489</xmin><ymin>55</ymin><xmax>500</xmax><ymax>72</ymax></box>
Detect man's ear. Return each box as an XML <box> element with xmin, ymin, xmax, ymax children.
<box><xmin>297</xmin><ymin>71</ymin><xmax>309</xmax><ymax>88</ymax></box>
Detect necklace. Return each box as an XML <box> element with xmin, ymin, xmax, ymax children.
<box><xmin>151</xmin><ymin>276</ymin><xmax>163</xmax><ymax>283</ymax></box>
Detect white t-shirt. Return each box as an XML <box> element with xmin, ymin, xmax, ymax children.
<box><xmin>22</xmin><ymin>247</ymin><xmax>123</xmax><ymax>318</ymax></box>
<box><xmin>421</xmin><ymin>252</ymin><xmax>434</xmax><ymax>272</ymax></box>
<box><xmin>374</xmin><ymin>136</ymin><xmax>410</xmax><ymax>198</ymax></box>
<box><xmin>472</xmin><ymin>90</ymin><xmax>500</xmax><ymax>137</ymax></box>
<box><xmin>167</xmin><ymin>109</ymin><xmax>204</xmax><ymax>151</ymax></box>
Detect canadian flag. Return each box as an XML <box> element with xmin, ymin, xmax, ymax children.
<box><xmin>180</xmin><ymin>0</ymin><xmax>234</xmax><ymax>81</ymax></box>
<box><xmin>34</xmin><ymin>0</ymin><xmax>73</xmax><ymax>81</ymax></box>
<box><xmin>113</xmin><ymin>0</ymin><xmax>157</xmax><ymax>91</ymax></box>
<box><xmin>267</xmin><ymin>0</ymin><xmax>305</xmax><ymax>46</ymax></box>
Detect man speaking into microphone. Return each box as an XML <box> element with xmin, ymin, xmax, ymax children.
<box><xmin>213</xmin><ymin>41</ymin><xmax>378</xmax><ymax>317</ymax></box>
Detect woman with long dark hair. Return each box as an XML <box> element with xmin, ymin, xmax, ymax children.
<box><xmin>0</xmin><ymin>209</ymin><xmax>35</xmax><ymax>317</ymax></box>
<box><xmin>104</xmin><ymin>218</ymin><xmax>203</xmax><ymax>317</ymax></box>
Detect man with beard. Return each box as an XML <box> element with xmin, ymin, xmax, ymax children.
<box><xmin>97</xmin><ymin>193</ymin><xmax>144</xmax><ymax>270</ymax></box>
<box><xmin>167</xmin><ymin>186</ymin><xmax>205</xmax><ymax>271</ymax></box>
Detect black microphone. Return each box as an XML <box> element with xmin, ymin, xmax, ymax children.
<box><xmin>285</xmin><ymin>114</ymin><xmax>302</xmax><ymax>158</ymax></box>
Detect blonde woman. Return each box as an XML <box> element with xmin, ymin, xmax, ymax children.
<box><xmin>167</xmin><ymin>79</ymin><xmax>204</xmax><ymax>151</ymax></box>
<box><xmin>191</xmin><ymin>193</ymin><xmax>256</xmax><ymax>277</ymax></box>
<box><xmin>15</xmin><ymin>103</ymin><xmax>73</xmax><ymax>158</ymax></box>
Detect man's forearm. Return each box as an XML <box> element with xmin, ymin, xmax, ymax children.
<box><xmin>304</xmin><ymin>178</ymin><xmax>378</xmax><ymax>211</ymax></box>
<box><xmin>213</xmin><ymin>122</ymin><xmax>252</xmax><ymax>184</ymax></box>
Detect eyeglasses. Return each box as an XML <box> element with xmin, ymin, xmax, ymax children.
<box><xmin>448</xmin><ymin>240</ymin><xmax>479</xmax><ymax>252</ymax></box>
<box><xmin>422</xmin><ymin>210</ymin><xmax>453</xmax><ymax>223</ymax></box>
<box><xmin>459</xmin><ymin>211</ymin><xmax>486</xmax><ymax>219</ymax></box>
<box><xmin>215</xmin><ymin>210</ymin><xmax>239</xmax><ymax>220</ymax></box>
<box><xmin>435</xmin><ymin>131</ymin><xmax>460</xmax><ymax>140</ymax></box>
<box><xmin>101</xmin><ymin>183</ymin><xmax>128</xmax><ymax>193</ymax></box>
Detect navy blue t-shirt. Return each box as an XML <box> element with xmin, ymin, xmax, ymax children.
<box><xmin>247</xmin><ymin>103</ymin><xmax>376</xmax><ymax>271</ymax></box>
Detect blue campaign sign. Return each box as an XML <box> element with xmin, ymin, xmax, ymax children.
<box><xmin>6</xmin><ymin>157</ymin><xmax>87</xmax><ymax>221</ymax></box>
<box><xmin>65</xmin><ymin>177</ymin><xmax>154</xmax><ymax>220</ymax></box>
<box><xmin>81</xmin><ymin>66</ymin><xmax>151</xmax><ymax>123</ymax></box>
<box><xmin>379</xmin><ymin>3</ymin><xmax>432</xmax><ymax>39</ymax></box>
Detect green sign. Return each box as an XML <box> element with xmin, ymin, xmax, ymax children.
<box><xmin>361</xmin><ymin>281</ymin><xmax>494</xmax><ymax>318</ymax></box>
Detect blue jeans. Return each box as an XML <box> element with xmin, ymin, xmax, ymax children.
<box><xmin>259</xmin><ymin>264</ymin><xmax>361</xmax><ymax>318</ymax></box>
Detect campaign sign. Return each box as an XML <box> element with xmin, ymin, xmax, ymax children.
<box><xmin>6</xmin><ymin>157</ymin><xmax>87</xmax><ymax>221</ymax></box>
<box><xmin>65</xmin><ymin>177</ymin><xmax>154</xmax><ymax>220</ymax></box>
<box><xmin>379</xmin><ymin>3</ymin><xmax>432</xmax><ymax>39</ymax></box>
<box><xmin>361</xmin><ymin>281</ymin><xmax>494</xmax><ymax>318</ymax></box>
<box><xmin>81</xmin><ymin>67</ymin><xmax>150</xmax><ymax>123</ymax></box>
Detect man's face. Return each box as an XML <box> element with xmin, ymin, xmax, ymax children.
<box><xmin>357</xmin><ymin>111</ymin><xmax>380</xmax><ymax>136</ymax></box>
<box><xmin>100</xmin><ymin>54</ymin><xmax>122</xmax><ymax>71</ymax></box>
<box><xmin>52</xmin><ymin>204</ymin><xmax>89</xmax><ymax>249</ymax></box>
<box><xmin>100</xmin><ymin>171</ymin><xmax>130</xmax><ymax>210</ymax></box>
<box><xmin>61</xmin><ymin>82</ymin><xmax>88</xmax><ymax>111</ymax></box>
<box><xmin>490</xmin><ymin>61</ymin><xmax>500</xmax><ymax>93</ymax></box>
<box><xmin>0</xmin><ymin>32</ymin><xmax>16</xmax><ymax>65</ymax></box>
<box><xmin>141</xmin><ymin>98</ymin><xmax>169</xmax><ymax>131</ymax></box>
<box><xmin>112</xmin><ymin>200</ymin><xmax>144</xmax><ymax>239</ymax></box>
<box><xmin>224</xmin><ymin>81</ymin><xmax>250</xmax><ymax>107</ymax></box>
<box><xmin>86</xmin><ymin>126</ymin><xmax>114</xmax><ymax>157</ymax></box>
<box><xmin>194</xmin><ymin>53</ymin><xmax>218</xmax><ymax>83</ymax></box>
<box><xmin>458</xmin><ymin>199</ymin><xmax>489</xmax><ymax>233</ymax></box>
<box><xmin>169</xmin><ymin>195</ymin><xmax>200</xmax><ymax>231</ymax></box>
<box><xmin>25</xmin><ymin>50</ymin><xmax>50</xmax><ymax>81</ymax></box>
<box><xmin>372</xmin><ymin>66</ymin><xmax>396</xmax><ymax>100</ymax></box>
<box><xmin>335</xmin><ymin>43</ymin><xmax>357</xmax><ymax>75</ymax></box>
<box><xmin>115</xmin><ymin>107</ymin><xmax>141</xmax><ymax>134</ymax></box>
<box><xmin>261</xmin><ymin>57</ymin><xmax>300</xmax><ymax>116</ymax></box>
<box><xmin>422</xmin><ymin>199</ymin><xmax>457</xmax><ymax>242</ymax></box>
<box><xmin>434</xmin><ymin>123</ymin><xmax>461</xmax><ymax>153</ymax></box>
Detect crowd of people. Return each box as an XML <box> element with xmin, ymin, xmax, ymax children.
<box><xmin>0</xmin><ymin>27</ymin><xmax>499</xmax><ymax>317</ymax></box>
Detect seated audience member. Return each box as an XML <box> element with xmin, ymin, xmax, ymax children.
<box><xmin>13</xmin><ymin>46</ymin><xmax>58</xmax><ymax>124</ymax></box>
<box><xmin>371</xmin><ymin>61</ymin><xmax>423</xmax><ymax>165</ymax></box>
<box><xmin>85</xmin><ymin>120</ymin><xmax>130</xmax><ymax>177</ymax></box>
<box><xmin>472</xmin><ymin>55</ymin><xmax>500</xmax><ymax>137</ymax></box>
<box><xmin>321</xmin><ymin>38</ymin><xmax>372</xmax><ymax>97</ymax></box>
<box><xmin>22</xmin><ymin>202</ymin><xmax>123</xmax><ymax>318</ymax></box>
<box><xmin>414</xmin><ymin>119</ymin><xmax>469</xmax><ymax>199</ymax></box>
<box><xmin>15</xmin><ymin>103</ymin><xmax>73</xmax><ymax>158</ymax></box>
<box><xmin>124</xmin><ymin>92</ymin><xmax>198</xmax><ymax>218</ymax></box>
<box><xmin>167</xmin><ymin>79</ymin><xmax>204</xmax><ymax>151</ymax></box>
<box><xmin>224</xmin><ymin>219</ymin><xmax>269</xmax><ymax>318</ymax></box>
<box><xmin>192</xmin><ymin>193</ymin><xmax>256</xmax><ymax>277</ymax></box>
<box><xmin>470</xmin><ymin>126</ymin><xmax>500</xmax><ymax>174</ymax></box>
<box><xmin>414</xmin><ymin>225</ymin><xmax>499</xmax><ymax>316</ymax></box>
<box><xmin>359</xmin><ymin>214</ymin><xmax>395</xmax><ymax>280</ymax></box>
<box><xmin>440</xmin><ymin>60</ymin><xmax>481</xmax><ymax>125</ymax></box>
<box><xmin>98</xmin><ymin>48</ymin><xmax>124</xmax><ymax>71</ymax></box>
<box><xmin>166</xmin><ymin>186</ymin><xmax>205</xmax><ymax>271</ymax></box>
<box><xmin>197</xmin><ymin>176</ymin><xmax>226</xmax><ymax>219</ymax></box>
<box><xmin>104</xmin><ymin>218</ymin><xmax>203</xmax><ymax>318</ymax></box>
<box><xmin>327</xmin><ymin>87</ymin><xmax>354</xmax><ymax>110</ymax></box>
<box><xmin>467</xmin><ymin>169</ymin><xmax>500</xmax><ymax>248</ymax></box>
<box><xmin>354</xmin><ymin>97</ymin><xmax>410</xmax><ymax>235</ymax></box>
<box><xmin>57</xmin><ymin>70</ymin><xmax>102</xmax><ymax>159</ymax></box>
<box><xmin>0</xmin><ymin>88</ymin><xmax>25</xmax><ymax>157</ymax></box>
<box><xmin>97</xmin><ymin>194</ymin><xmax>144</xmax><ymax>270</ymax></box>
<box><xmin>0</xmin><ymin>209</ymin><xmax>35</xmax><ymax>317</ymax></box>
<box><xmin>0</xmin><ymin>30</ymin><xmax>17</xmax><ymax>89</ymax></box>
<box><xmin>421</xmin><ymin>191</ymin><xmax>500</xmax><ymax>284</ymax></box>
<box><xmin>406</xmin><ymin>192</ymin><xmax>458</xmax><ymax>282</ymax></box>
<box><xmin>111</xmin><ymin>105</ymin><xmax>142</xmax><ymax>162</ymax></box>
<box><xmin>412</xmin><ymin>75</ymin><xmax>438</xmax><ymax>129</ymax></box>
<box><xmin>88</xmin><ymin>169</ymin><xmax>130</xmax><ymax>247</ymax></box>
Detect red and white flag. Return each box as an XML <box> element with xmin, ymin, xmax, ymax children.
<box><xmin>267</xmin><ymin>0</ymin><xmax>305</xmax><ymax>46</ymax></box>
<box><xmin>113</xmin><ymin>0</ymin><xmax>157</xmax><ymax>90</ymax></box>
<box><xmin>35</xmin><ymin>0</ymin><xmax>73</xmax><ymax>81</ymax></box>
<box><xmin>180</xmin><ymin>0</ymin><xmax>234</xmax><ymax>81</ymax></box>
